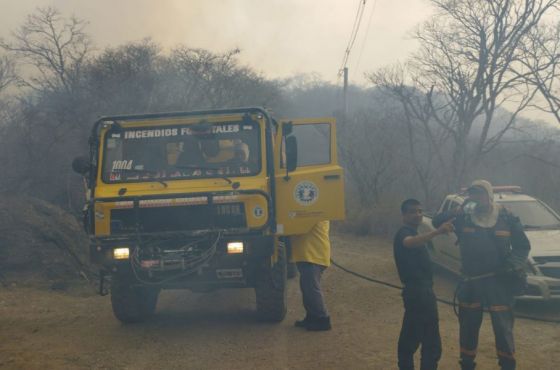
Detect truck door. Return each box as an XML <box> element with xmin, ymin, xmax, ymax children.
<box><xmin>274</xmin><ymin>118</ymin><xmax>345</xmax><ymax>235</ymax></box>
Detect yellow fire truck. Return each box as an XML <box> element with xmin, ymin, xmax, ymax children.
<box><xmin>73</xmin><ymin>107</ymin><xmax>345</xmax><ymax>323</ymax></box>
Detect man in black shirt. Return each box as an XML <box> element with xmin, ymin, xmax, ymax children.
<box><xmin>394</xmin><ymin>198</ymin><xmax>454</xmax><ymax>370</ymax></box>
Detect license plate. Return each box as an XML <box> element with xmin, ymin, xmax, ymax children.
<box><xmin>216</xmin><ymin>269</ymin><xmax>243</xmax><ymax>279</ymax></box>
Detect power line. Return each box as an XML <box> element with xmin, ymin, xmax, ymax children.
<box><xmin>337</xmin><ymin>1</ymin><xmax>363</xmax><ymax>83</ymax></box>
<box><xmin>340</xmin><ymin>1</ymin><xmax>366</xmax><ymax>73</ymax></box>
<box><xmin>352</xmin><ymin>0</ymin><xmax>377</xmax><ymax>80</ymax></box>
<box><xmin>338</xmin><ymin>0</ymin><xmax>368</xmax><ymax>77</ymax></box>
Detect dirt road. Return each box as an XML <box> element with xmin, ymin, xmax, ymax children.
<box><xmin>1</xmin><ymin>234</ymin><xmax>560</xmax><ymax>369</ymax></box>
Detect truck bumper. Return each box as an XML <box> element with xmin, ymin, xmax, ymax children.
<box><xmin>90</xmin><ymin>234</ymin><xmax>274</xmax><ymax>290</ymax></box>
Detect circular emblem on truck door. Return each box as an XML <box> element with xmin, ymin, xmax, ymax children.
<box><xmin>294</xmin><ymin>181</ymin><xmax>319</xmax><ymax>206</ymax></box>
<box><xmin>253</xmin><ymin>205</ymin><xmax>264</xmax><ymax>218</ymax></box>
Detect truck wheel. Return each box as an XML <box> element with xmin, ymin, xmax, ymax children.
<box><xmin>110</xmin><ymin>274</ymin><xmax>160</xmax><ymax>324</ymax></box>
<box><xmin>283</xmin><ymin>237</ymin><xmax>297</xmax><ymax>279</ymax></box>
<box><xmin>254</xmin><ymin>240</ymin><xmax>287</xmax><ymax>322</ymax></box>
<box><xmin>287</xmin><ymin>262</ymin><xmax>297</xmax><ymax>279</ymax></box>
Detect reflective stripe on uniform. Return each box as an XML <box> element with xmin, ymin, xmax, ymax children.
<box><xmin>495</xmin><ymin>230</ymin><xmax>511</xmax><ymax>237</ymax></box>
<box><xmin>489</xmin><ymin>305</ymin><xmax>511</xmax><ymax>312</ymax></box>
<box><xmin>459</xmin><ymin>302</ymin><xmax>482</xmax><ymax>309</ymax></box>
<box><xmin>460</xmin><ymin>347</ymin><xmax>477</xmax><ymax>357</ymax></box>
<box><xmin>497</xmin><ymin>350</ymin><xmax>516</xmax><ymax>360</ymax></box>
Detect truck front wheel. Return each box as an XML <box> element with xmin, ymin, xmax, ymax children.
<box><xmin>287</xmin><ymin>262</ymin><xmax>297</xmax><ymax>279</ymax></box>
<box><xmin>110</xmin><ymin>274</ymin><xmax>160</xmax><ymax>324</ymax></box>
<box><xmin>284</xmin><ymin>238</ymin><xmax>297</xmax><ymax>279</ymax></box>
<box><xmin>254</xmin><ymin>241</ymin><xmax>287</xmax><ymax>322</ymax></box>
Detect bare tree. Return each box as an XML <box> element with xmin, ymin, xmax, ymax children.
<box><xmin>0</xmin><ymin>7</ymin><xmax>91</xmax><ymax>94</ymax></box>
<box><xmin>0</xmin><ymin>54</ymin><xmax>16</xmax><ymax>124</ymax></box>
<box><xmin>338</xmin><ymin>103</ymin><xmax>404</xmax><ymax>206</ymax></box>
<box><xmin>370</xmin><ymin>64</ymin><xmax>454</xmax><ymax>203</ymax></box>
<box><xmin>0</xmin><ymin>54</ymin><xmax>16</xmax><ymax>94</ymax></box>
<box><xmin>516</xmin><ymin>22</ymin><xmax>560</xmax><ymax>123</ymax></box>
<box><xmin>84</xmin><ymin>39</ymin><xmax>161</xmax><ymax>113</ymax></box>
<box><xmin>371</xmin><ymin>0</ymin><xmax>558</xmax><ymax>188</ymax></box>
<box><xmin>167</xmin><ymin>47</ymin><xmax>279</xmax><ymax>109</ymax></box>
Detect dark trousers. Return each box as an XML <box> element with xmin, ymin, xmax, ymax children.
<box><xmin>458</xmin><ymin>278</ymin><xmax>515</xmax><ymax>370</ymax></box>
<box><xmin>296</xmin><ymin>262</ymin><xmax>328</xmax><ymax>318</ymax></box>
<box><xmin>398</xmin><ymin>284</ymin><xmax>441</xmax><ymax>370</ymax></box>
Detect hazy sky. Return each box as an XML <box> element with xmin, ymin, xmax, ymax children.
<box><xmin>0</xmin><ymin>0</ymin><xmax>433</xmax><ymax>84</ymax></box>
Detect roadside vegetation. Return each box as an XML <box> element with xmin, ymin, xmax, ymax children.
<box><xmin>1</xmin><ymin>2</ymin><xmax>560</xmax><ymax>281</ymax></box>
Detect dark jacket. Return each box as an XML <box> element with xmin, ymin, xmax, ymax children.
<box><xmin>432</xmin><ymin>207</ymin><xmax>530</xmax><ymax>277</ymax></box>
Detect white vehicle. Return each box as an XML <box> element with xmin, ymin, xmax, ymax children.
<box><xmin>421</xmin><ymin>186</ymin><xmax>560</xmax><ymax>300</ymax></box>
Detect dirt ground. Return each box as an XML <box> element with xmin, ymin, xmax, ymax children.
<box><xmin>1</xmin><ymin>233</ymin><xmax>560</xmax><ymax>370</ymax></box>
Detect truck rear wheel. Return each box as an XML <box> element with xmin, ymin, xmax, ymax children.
<box><xmin>254</xmin><ymin>241</ymin><xmax>287</xmax><ymax>322</ymax></box>
<box><xmin>110</xmin><ymin>274</ymin><xmax>160</xmax><ymax>324</ymax></box>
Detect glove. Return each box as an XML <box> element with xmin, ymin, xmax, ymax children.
<box><xmin>497</xmin><ymin>260</ymin><xmax>527</xmax><ymax>296</ymax></box>
<box><xmin>506</xmin><ymin>255</ymin><xmax>527</xmax><ymax>272</ymax></box>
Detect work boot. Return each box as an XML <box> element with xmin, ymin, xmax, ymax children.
<box><xmin>499</xmin><ymin>362</ymin><xmax>515</xmax><ymax>370</ymax></box>
<box><xmin>294</xmin><ymin>314</ymin><xmax>312</xmax><ymax>328</ymax></box>
<box><xmin>498</xmin><ymin>357</ymin><xmax>516</xmax><ymax>370</ymax></box>
<box><xmin>459</xmin><ymin>360</ymin><xmax>476</xmax><ymax>370</ymax></box>
<box><xmin>305</xmin><ymin>316</ymin><xmax>331</xmax><ymax>331</ymax></box>
<box><xmin>419</xmin><ymin>361</ymin><xmax>438</xmax><ymax>370</ymax></box>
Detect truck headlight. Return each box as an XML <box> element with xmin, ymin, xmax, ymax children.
<box><xmin>113</xmin><ymin>247</ymin><xmax>130</xmax><ymax>260</ymax></box>
<box><xmin>227</xmin><ymin>242</ymin><xmax>244</xmax><ymax>254</ymax></box>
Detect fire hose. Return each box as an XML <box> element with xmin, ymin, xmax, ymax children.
<box><xmin>330</xmin><ymin>258</ymin><xmax>560</xmax><ymax>324</ymax></box>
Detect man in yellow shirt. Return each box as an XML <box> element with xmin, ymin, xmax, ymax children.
<box><xmin>290</xmin><ymin>220</ymin><xmax>331</xmax><ymax>331</ymax></box>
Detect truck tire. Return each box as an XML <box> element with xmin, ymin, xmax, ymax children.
<box><xmin>283</xmin><ymin>237</ymin><xmax>297</xmax><ymax>279</ymax></box>
<box><xmin>110</xmin><ymin>274</ymin><xmax>160</xmax><ymax>324</ymax></box>
<box><xmin>287</xmin><ymin>262</ymin><xmax>297</xmax><ymax>279</ymax></box>
<box><xmin>254</xmin><ymin>240</ymin><xmax>287</xmax><ymax>322</ymax></box>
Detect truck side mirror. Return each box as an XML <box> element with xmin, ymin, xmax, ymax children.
<box><xmin>285</xmin><ymin>136</ymin><xmax>298</xmax><ymax>173</ymax></box>
<box><xmin>72</xmin><ymin>155</ymin><xmax>91</xmax><ymax>175</ymax></box>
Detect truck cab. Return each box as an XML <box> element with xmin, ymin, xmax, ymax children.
<box><xmin>73</xmin><ymin>107</ymin><xmax>345</xmax><ymax>323</ymax></box>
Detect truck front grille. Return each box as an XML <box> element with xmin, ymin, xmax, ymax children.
<box><xmin>110</xmin><ymin>203</ymin><xmax>246</xmax><ymax>234</ymax></box>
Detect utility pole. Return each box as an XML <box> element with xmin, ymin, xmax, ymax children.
<box><xmin>343</xmin><ymin>67</ymin><xmax>348</xmax><ymax>122</ymax></box>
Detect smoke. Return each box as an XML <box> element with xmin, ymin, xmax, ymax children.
<box><xmin>0</xmin><ymin>0</ymin><xmax>431</xmax><ymax>83</ymax></box>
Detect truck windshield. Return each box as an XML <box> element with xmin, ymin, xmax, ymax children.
<box><xmin>500</xmin><ymin>201</ymin><xmax>560</xmax><ymax>229</ymax></box>
<box><xmin>101</xmin><ymin>121</ymin><xmax>261</xmax><ymax>183</ymax></box>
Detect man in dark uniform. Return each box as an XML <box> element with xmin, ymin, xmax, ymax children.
<box><xmin>432</xmin><ymin>180</ymin><xmax>530</xmax><ymax>370</ymax></box>
<box><xmin>394</xmin><ymin>199</ymin><xmax>454</xmax><ymax>370</ymax></box>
